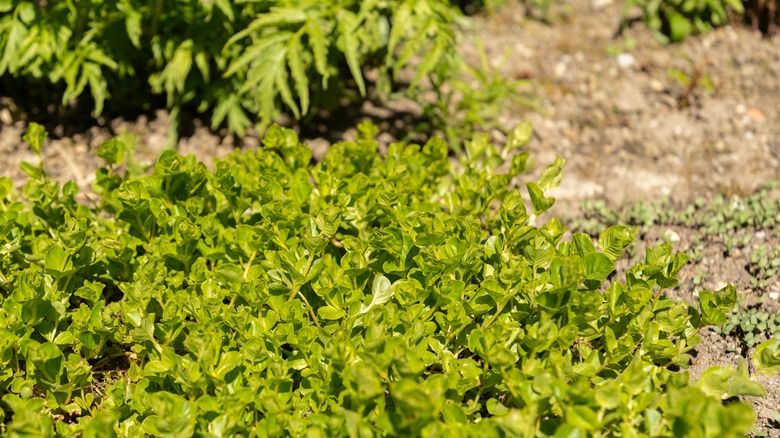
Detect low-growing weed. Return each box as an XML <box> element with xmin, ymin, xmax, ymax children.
<box><xmin>571</xmin><ymin>183</ymin><xmax>780</xmax><ymax>257</ymax></box>
<box><xmin>606</xmin><ymin>37</ymin><xmax>638</xmax><ymax>58</ymax></box>
<box><xmin>748</xmin><ymin>244</ymin><xmax>780</xmax><ymax>290</ymax></box>
<box><xmin>715</xmin><ymin>297</ymin><xmax>780</xmax><ymax>354</ymax></box>
<box><xmin>667</xmin><ymin>54</ymin><xmax>715</xmax><ymax>109</ymax></box>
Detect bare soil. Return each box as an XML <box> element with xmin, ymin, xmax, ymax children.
<box><xmin>1</xmin><ymin>0</ymin><xmax>778</xmax><ymax>434</ymax></box>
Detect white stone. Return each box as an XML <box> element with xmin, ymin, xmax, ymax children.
<box><xmin>554</xmin><ymin>61</ymin><xmax>567</xmax><ymax>78</ymax></box>
<box><xmin>664</xmin><ymin>229</ymin><xmax>681</xmax><ymax>243</ymax></box>
<box><xmin>616</xmin><ymin>53</ymin><xmax>636</xmax><ymax>69</ymax></box>
<box><xmin>0</xmin><ymin>109</ymin><xmax>11</xmax><ymax>125</ymax></box>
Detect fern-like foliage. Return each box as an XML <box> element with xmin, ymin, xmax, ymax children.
<box><xmin>0</xmin><ymin>0</ymin><xmax>468</xmax><ymax>137</ymax></box>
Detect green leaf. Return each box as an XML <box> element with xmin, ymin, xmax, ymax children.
<box><xmin>213</xmin><ymin>351</ymin><xmax>242</xmax><ymax>380</ymax></box>
<box><xmin>555</xmin><ymin>424</ymin><xmax>586</xmax><ymax>438</ymax></box>
<box><xmin>566</xmin><ymin>405</ymin><xmax>599</xmax><ymax>431</ymax></box>
<box><xmin>359</xmin><ymin>275</ymin><xmax>394</xmax><ymax>314</ymax></box>
<box><xmin>725</xmin><ymin>0</ymin><xmax>744</xmax><ymax>13</ymax></box>
<box><xmin>410</xmin><ymin>30</ymin><xmax>446</xmax><ymax>89</ymax></box>
<box><xmin>526</xmin><ymin>182</ymin><xmax>555</xmax><ymax>216</ymax></box>
<box><xmin>122</xmin><ymin>7</ymin><xmax>143</xmax><ymax>48</ymax></box>
<box><xmin>216</xmin><ymin>263</ymin><xmax>244</xmax><ymax>285</ymax></box>
<box><xmin>44</xmin><ymin>245</ymin><xmax>71</xmax><ymax>274</ymax></box>
<box><xmin>667</xmin><ymin>68</ymin><xmax>690</xmax><ymax>88</ymax></box>
<box><xmin>19</xmin><ymin>161</ymin><xmax>44</xmax><ymax>179</ymax></box>
<box><xmin>699</xmin><ymin>361</ymin><xmax>766</xmax><ymax>399</ymax></box>
<box><xmin>0</xmin><ymin>176</ymin><xmax>11</xmax><ymax>199</ymax></box>
<box><xmin>211</xmin><ymin>93</ymin><xmax>251</xmax><ymax>136</ymax></box>
<box><xmin>754</xmin><ymin>340</ymin><xmax>780</xmax><ymax>375</ymax></box>
<box><xmin>317</xmin><ymin>306</ymin><xmax>345</xmax><ymax>320</ymax></box>
<box><xmin>338</xmin><ymin>11</ymin><xmax>366</xmax><ymax>96</ymax></box>
<box><xmin>539</xmin><ymin>156</ymin><xmax>566</xmax><ymax>192</ymax></box>
<box><xmin>26</xmin><ymin>341</ymin><xmax>64</xmax><ymax>384</ymax></box>
<box><xmin>287</xmin><ymin>34</ymin><xmax>309</xmax><ymax>116</ymax></box>
<box><xmin>581</xmin><ymin>252</ymin><xmax>615</xmax><ymax>288</ymax></box>
<box><xmin>572</xmin><ymin>233</ymin><xmax>597</xmax><ymax>256</ymax></box>
<box><xmin>97</xmin><ymin>138</ymin><xmax>126</xmax><ymax>166</ymax></box>
<box><xmin>486</xmin><ymin>399</ymin><xmax>509</xmax><ymax>416</ymax></box>
<box><xmin>598</xmin><ymin>225</ymin><xmax>635</xmax><ymax>261</ymax></box>
<box><xmin>2</xmin><ymin>395</ymin><xmax>55</xmax><ymax>437</ymax></box>
<box><xmin>667</xmin><ymin>12</ymin><xmax>693</xmax><ymax>42</ymax></box>
<box><xmin>23</xmin><ymin>122</ymin><xmax>47</xmax><ymax>155</ymax></box>
<box><xmin>699</xmin><ymin>284</ymin><xmax>736</xmax><ymax>326</ymax></box>
<box><xmin>506</xmin><ymin>120</ymin><xmax>533</xmax><ymax>152</ymax></box>
<box><xmin>306</xmin><ymin>19</ymin><xmax>330</xmax><ymax>86</ymax></box>
<box><xmin>594</xmin><ymin>381</ymin><xmax>621</xmax><ymax>409</ymax></box>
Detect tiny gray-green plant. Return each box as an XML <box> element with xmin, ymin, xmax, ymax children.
<box><xmin>749</xmin><ymin>244</ymin><xmax>780</xmax><ymax>290</ymax></box>
<box><xmin>715</xmin><ymin>299</ymin><xmax>780</xmax><ymax>354</ymax></box>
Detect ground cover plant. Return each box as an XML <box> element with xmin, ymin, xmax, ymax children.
<box><xmin>0</xmin><ymin>0</ymin><xmax>513</xmax><ymax>146</ymax></box>
<box><xmin>571</xmin><ymin>182</ymin><xmax>780</xmax><ymax>256</ymax></box>
<box><xmin>567</xmin><ymin>187</ymin><xmax>780</xmax><ymax>434</ymax></box>
<box><xmin>1</xmin><ymin>123</ymin><xmax>779</xmax><ymax>436</ymax></box>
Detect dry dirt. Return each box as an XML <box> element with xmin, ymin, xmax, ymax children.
<box><xmin>1</xmin><ymin>0</ymin><xmax>779</xmax><ymax>434</ymax></box>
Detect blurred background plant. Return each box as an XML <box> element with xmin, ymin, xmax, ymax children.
<box><xmin>667</xmin><ymin>53</ymin><xmax>715</xmax><ymax>109</ymax></box>
<box><xmin>407</xmin><ymin>39</ymin><xmax>535</xmax><ymax>153</ymax></box>
<box><xmin>0</xmin><ymin>0</ymin><xmax>525</xmax><ymax>149</ymax></box>
<box><xmin>625</xmin><ymin>0</ymin><xmax>745</xmax><ymax>42</ymax></box>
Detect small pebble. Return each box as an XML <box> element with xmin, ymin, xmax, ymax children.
<box><xmin>747</xmin><ymin>107</ymin><xmax>766</xmax><ymax>122</ymax></box>
<box><xmin>0</xmin><ymin>109</ymin><xmax>11</xmax><ymax>125</ymax></box>
<box><xmin>616</xmin><ymin>53</ymin><xmax>635</xmax><ymax>69</ymax></box>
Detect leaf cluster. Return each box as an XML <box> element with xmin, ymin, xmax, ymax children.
<box><xmin>0</xmin><ymin>0</ymin><xmax>473</xmax><ymax>137</ymax></box>
<box><xmin>715</xmin><ymin>298</ymin><xmax>780</xmax><ymax>353</ymax></box>
<box><xmin>0</xmin><ymin>122</ymin><xmax>771</xmax><ymax>436</ymax></box>
<box><xmin>748</xmin><ymin>244</ymin><xmax>780</xmax><ymax>290</ymax></box>
<box><xmin>626</xmin><ymin>0</ymin><xmax>744</xmax><ymax>43</ymax></box>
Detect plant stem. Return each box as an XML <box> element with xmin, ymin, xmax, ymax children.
<box><xmin>297</xmin><ymin>291</ymin><xmax>321</xmax><ymax>329</ymax></box>
<box><xmin>151</xmin><ymin>0</ymin><xmax>164</xmax><ymax>37</ymax></box>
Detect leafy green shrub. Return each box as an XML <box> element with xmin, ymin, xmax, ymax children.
<box><xmin>0</xmin><ymin>0</ymin><xmax>471</xmax><ymax>138</ymax></box>
<box><xmin>626</xmin><ymin>0</ymin><xmax>744</xmax><ymax>42</ymax></box>
<box><xmin>0</xmin><ymin>122</ymin><xmax>773</xmax><ymax>435</ymax></box>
